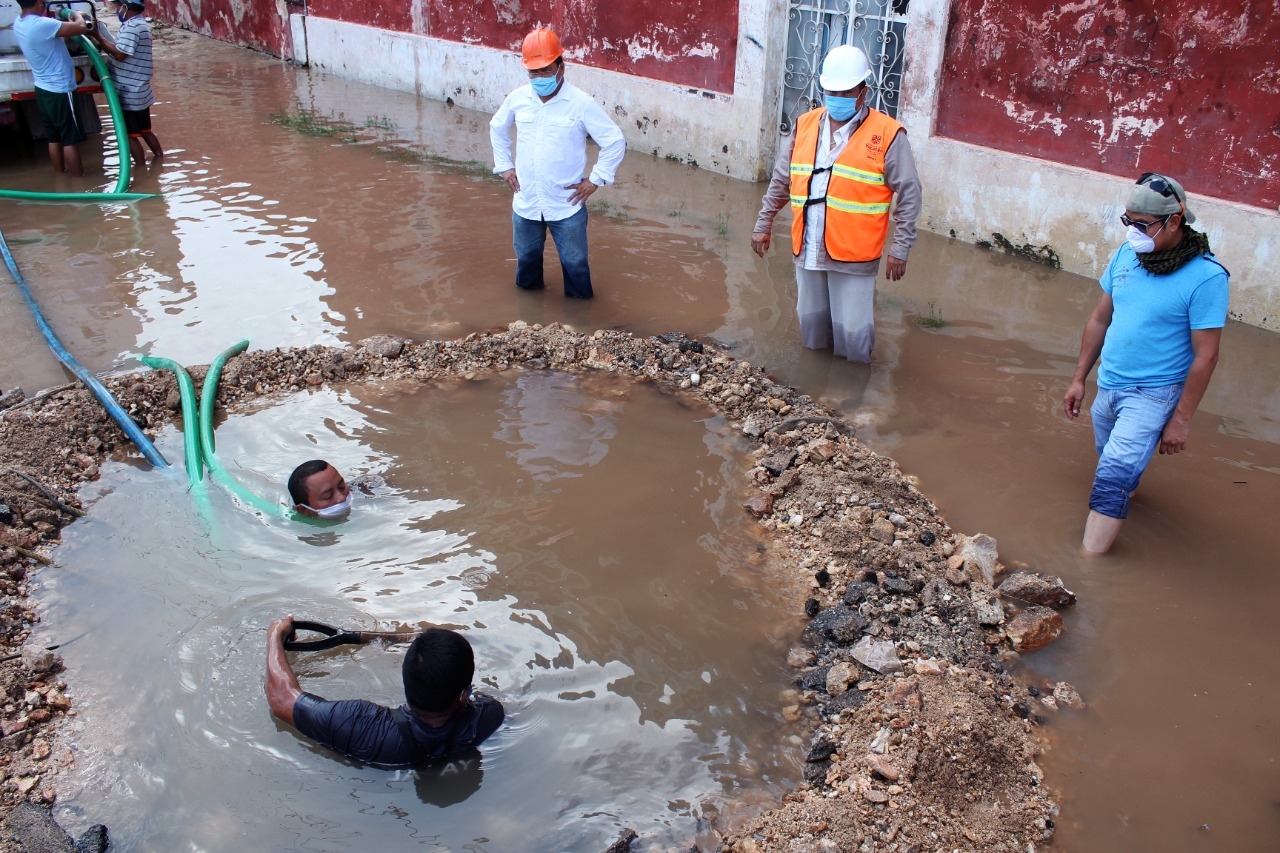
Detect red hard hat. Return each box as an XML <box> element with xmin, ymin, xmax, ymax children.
<box><xmin>521</xmin><ymin>29</ymin><xmax>563</xmax><ymax>70</ymax></box>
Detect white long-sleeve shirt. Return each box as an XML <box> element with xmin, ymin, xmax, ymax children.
<box><xmin>490</xmin><ymin>80</ymin><xmax>626</xmax><ymax>222</ymax></box>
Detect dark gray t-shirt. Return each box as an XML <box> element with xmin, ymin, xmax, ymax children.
<box><xmin>293</xmin><ymin>692</ymin><xmax>504</xmax><ymax>766</ymax></box>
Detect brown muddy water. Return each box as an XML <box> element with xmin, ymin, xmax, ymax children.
<box><xmin>1</xmin><ymin>30</ymin><xmax>1279</xmax><ymax>852</ymax></box>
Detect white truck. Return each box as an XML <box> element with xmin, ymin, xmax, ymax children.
<box><xmin>0</xmin><ymin>0</ymin><xmax>102</xmax><ymax>137</ymax></box>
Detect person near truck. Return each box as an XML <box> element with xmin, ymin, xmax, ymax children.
<box><xmin>13</xmin><ymin>0</ymin><xmax>94</xmax><ymax>175</ymax></box>
<box><xmin>91</xmin><ymin>0</ymin><xmax>162</xmax><ymax>167</ymax></box>
<box><xmin>1062</xmin><ymin>172</ymin><xmax>1229</xmax><ymax>554</ymax></box>
<box><xmin>489</xmin><ymin>28</ymin><xmax>626</xmax><ymax>300</ymax></box>
<box><xmin>750</xmin><ymin>44</ymin><xmax>922</xmax><ymax>363</ymax></box>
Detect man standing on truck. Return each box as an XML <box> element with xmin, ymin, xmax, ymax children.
<box><xmin>13</xmin><ymin>0</ymin><xmax>94</xmax><ymax>174</ymax></box>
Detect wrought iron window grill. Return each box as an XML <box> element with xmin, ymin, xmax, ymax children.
<box><xmin>781</xmin><ymin>0</ymin><xmax>909</xmax><ymax>134</ymax></box>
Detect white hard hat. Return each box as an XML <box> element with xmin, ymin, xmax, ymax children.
<box><xmin>819</xmin><ymin>45</ymin><xmax>872</xmax><ymax>91</ymax></box>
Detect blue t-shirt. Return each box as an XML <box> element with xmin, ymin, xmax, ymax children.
<box><xmin>14</xmin><ymin>14</ymin><xmax>75</xmax><ymax>93</ymax></box>
<box><xmin>1097</xmin><ymin>242</ymin><xmax>1229</xmax><ymax>389</ymax></box>
<box><xmin>293</xmin><ymin>692</ymin><xmax>504</xmax><ymax>766</ymax></box>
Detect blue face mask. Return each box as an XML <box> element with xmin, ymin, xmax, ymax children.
<box><xmin>825</xmin><ymin>95</ymin><xmax>858</xmax><ymax>122</ymax></box>
<box><xmin>530</xmin><ymin>74</ymin><xmax>560</xmax><ymax>97</ymax></box>
<box><xmin>116</xmin><ymin>6</ymin><xmax>126</xmax><ymax>21</ymax></box>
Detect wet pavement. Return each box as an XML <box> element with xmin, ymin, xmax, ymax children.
<box><xmin>1</xmin><ymin>29</ymin><xmax>1279</xmax><ymax>851</ymax></box>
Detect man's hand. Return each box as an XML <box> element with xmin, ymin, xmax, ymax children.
<box><xmin>885</xmin><ymin>256</ymin><xmax>907</xmax><ymax>281</ymax></box>
<box><xmin>1159</xmin><ymin>414</ymin><xmax>1192</xmax><ymax>455</ymax></box>
<box><xmin>499</xmin><ymin>168</ymin><xmax>520</xmax><ymax>193</ymax></box>
<box><xmin>266</xmin><ymin>614</ymin><xmax>302</xmax><ymax>725</ymax></box>
<box><xmin>566</xmin><ymin>178</ymin><xmax>597</xmax><ymax>206</ymax></box>
<box><xmin>269</xmin><ymin>615</ymin><xmax>295</xmax><ymax>645</ymax></box>
<box><xmin>1063</xmin><ymin>380</ymin><xmax>1087</xmax><ymax>421</ymax></box>
<box><xmin>750</xmin><ymin>231</ymin><xmax>771</xmax><ymax>258</ymax></box>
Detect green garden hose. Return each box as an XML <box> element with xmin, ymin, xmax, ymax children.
<box><xmin>140</xmin><ymin>355</ymin><xmax>203</xmax><ymax>485</ymax></box>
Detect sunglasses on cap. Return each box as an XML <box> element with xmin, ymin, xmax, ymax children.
<box><xmin>1136</xmin><ymin>172</ymin><xmax>1176</xmax><ymax>198</ymax></box>
<box><xmin>1120</xmin><ymin>213</ymin><xmax>1170</xmax><ymax>231</ymax></box>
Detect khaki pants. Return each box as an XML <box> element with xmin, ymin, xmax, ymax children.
<box><xmin>794</xmin><ymin>268</ymin><xmax>876</xmax><ymax>363</ymax></box>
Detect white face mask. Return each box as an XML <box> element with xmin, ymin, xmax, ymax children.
<box><xmin>302</xmin><ymin>493</ymin><xmax>352</xmax><ymax>519</ymax></box>
<box><xmin>1126</xmin><ymin>223</ymin><xmax>1159</xmax><ymax>254</ymax></box>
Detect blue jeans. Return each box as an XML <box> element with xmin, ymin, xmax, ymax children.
<box><xmin>1089</xmin><ymin>384</ymin><xmax>1183</xmax><ymax>519</ymax></box>
<box><xmin>513</xmin><ymin>208</ymin><xmax>593</xmax><ymax>299</ymax></box>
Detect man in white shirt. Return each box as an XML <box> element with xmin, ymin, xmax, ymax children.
<box><xmin>489</xmin><ymin>29</ymin><xmax>626</xmax><ymax>299</ymax></box>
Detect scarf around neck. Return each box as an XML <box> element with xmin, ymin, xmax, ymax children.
<box><xmin>1136</xmin><ymin>228</ymin><xmax>1211</xmax><ymax>275</ymax></box>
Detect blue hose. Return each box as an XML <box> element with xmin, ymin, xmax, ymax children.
<box><xmin>0</xmin><ymin>227</ymin><xmax>168</xmax><ymax>469</ymax></box>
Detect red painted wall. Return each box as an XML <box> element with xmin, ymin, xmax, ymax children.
<box><xmin>304</xmin><ymin>0</ymin><xmax>740</xmax><ymax>94</ymax></box>
<box><xmin>936</xmin><ymin>0</ymin><xmax>1280</xmax><ymax>211</ymax></box>
<box><xmin>150</xmin><ymin>0</ymin><xmax>292</xmax><ymax>60</ymax></box>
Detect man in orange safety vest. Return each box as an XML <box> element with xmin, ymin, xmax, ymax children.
<box><xmin>751</xmin><ymin>45</ymin><xmax>922</xmax><ymax>363</ymax></box>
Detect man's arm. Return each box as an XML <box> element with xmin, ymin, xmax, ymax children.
<box><xmin>266</xmin><ymin>615</ymin><xmax>302</xmax><ymax>726</ymax></box>
<box><xmin>1159</xmin><ymin>327</ymin><xmax>1221</xmax><ymax>454</ymax></box>
<box><xmin>1063</xmin><ymin>292</ymin><xmax>1114</xmax><ymax>420</ymax></box>
<box><xmin>55</xmin><ymin>13</ymin><xmax>93</xmax><ymax>38</ymax></box>
<box><xmin>750</xmin><ymin>135</ymin><xmax>797</xmax><ymax>257</ymax></box>
<box><xmin>581</xmin><ymin>99</ymin><xmax>625</xmax><ymax>187</ymax></box>
<box><xmin>489</xmin><ymin>93</ymin><xmax>519</xmax><ymax>193</ymax></box>
<box><xmin>94</xmin><ymin>23</ymin><xmax>133</xmax><ymax>61</ymax></box>
<box><xmin>881</xmin><ymin>130</ymin><xmax>921</xmax><ymax>281</ymax></box>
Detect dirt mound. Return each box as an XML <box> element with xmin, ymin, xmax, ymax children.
<box><xmin>0</xmin><ymin>323</ymin><xmax>1056</xmax><ymax>851</ymax></box>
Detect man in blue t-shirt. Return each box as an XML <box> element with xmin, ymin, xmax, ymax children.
<box><xmin>266</xmin><ymin>616</ymin><xmax>505</xmax><ymax>766</ymax></box>
<box><xmin>1063</xmin><ymin>172</ymin><xmax>1230</xmax><ymax>554</ymax></box>
<box><xmin>13</xmin><ymin>0</ymin><xmax>95</xmax><ymax>174</ymax></box>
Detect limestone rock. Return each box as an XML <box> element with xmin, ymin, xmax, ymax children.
<box><xmin>870</xmin><ymin>518</ymin><xmax>896</xmax><ymax>544</ymax></box>
<box><xmin>826</xmin><ymin>662</ymin><xmax>857</xmax><ymax>696</ymax></box>
<box><xmin>970</xmin><ymin>588</ymin><xmax>1006</xmax><ymax>626</ymax></box>
<box><xmin>851</xmin><ymin>636</ymin><xmax>902</xmax><ymax>673</ymax></box>
<box><xmin>1005</xmin><ymin>606</ymin><xmax>1064</xmax><ymax>652</ymax></box>
<box><xmin>1051</xmin><ymin>681</ymin><xmax>1086</xmax><ymax>709</ymax></box>
<box><xmin>22</xmin><ymin>647</ymin><xmax>60</xmax><ymax>675</ymax></box>
<box><xmin>957</xmin><ymin>533</ymin><xmax>1000</xmax><ymax>585</ymax></box>
<box><xmin>998</xmin><ymin>571</ymin><xmax>1077</xmax><ymax>609</ymax></box>
<box><xmin>357</xmin><ymin>334</ymin><xmax>406</xmax><ymax>359</ymax></box>
<box><xmin>866</xmin><ymin>753</ymin><xmax>901</xmax><ymax>781</ymax></box>
<box><xmin>914</xmin><ymin>658</ymin><xmax>945</xmax><ymax>676</ymax></box>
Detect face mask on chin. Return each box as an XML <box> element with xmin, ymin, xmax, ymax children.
<box><xmin>302</xmin><ymin>493</ymin><xmax>353</xmax><ymax>519</ymax></box>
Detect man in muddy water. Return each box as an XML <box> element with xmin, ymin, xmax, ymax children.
<box><xmin>489</xmin><ymin>28</ymin><xmax>626</xmax><ymax>300</ymax></box>
<box><xmin>266</xmin><ymin>615</ymin><xmax>505</xmax><ymax>766</ymax></box>
<box><xmin>750</xmin><ymin>44</ymin><xmax>922</xmax><ymax>363</ymax></box>
<box><xmin>288</xmin><ymin>459</ymin><xmax>352</xmax><ymax>519</ymax></box>
<box><xmin>1063</xmin><ymin>172</ymin><xmax>1229</xmax><ymax>554</ymax></box>
<box><xmin>13</xmin><ymin>0</ymin><xmax>96</xmax><ymax>175</ymax></box>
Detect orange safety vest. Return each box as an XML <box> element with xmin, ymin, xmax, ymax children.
<box><xmin>790</xmin><ymin>107</ymin><xmax>902</xmax><ymax>262</ymax></box>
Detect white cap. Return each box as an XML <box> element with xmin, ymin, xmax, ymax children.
<box><xmin>819</xmin><ymin>45</ymin><xmax>873</xmax><ymax>91</ymax></box>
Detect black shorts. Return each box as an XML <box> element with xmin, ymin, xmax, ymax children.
<box><xmin>34</xmin><ymin>87</ymin><xmax>85</xmax><ymax>146</ymax></box>
<box><xmin>123</xmin><ymin>107</ymin><xmax>151</xmax><ymax>136</ymax></box>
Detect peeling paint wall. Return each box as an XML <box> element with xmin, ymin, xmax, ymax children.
<box><xmin>151</xmin><ymin>0</ymin><xmax>292</xmax><ymax>59</ymax></box>
<box><xmin>303</xmin><ymin>0</ymin><xmax>739</xmax><ymax>93</ymax></box>
<box><xmin>935</xmin><ymin>0</ymin><xmax>1280</xmax><ymax>211</ymax></box>
<box><xmin>297</xmin><ymin>0</ymin><xmax>786</xmax><ymax>181</ymax></box>
<box><xmin>900</xmin><ymin>0</ymin><xmax>1280</xmax><ymax>332</ymax></box>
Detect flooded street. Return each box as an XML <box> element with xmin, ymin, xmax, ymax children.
<box><xmin>2</xmin><ymin>30</ymin><xmax>1279</xmax><ymax>851</ymax></box>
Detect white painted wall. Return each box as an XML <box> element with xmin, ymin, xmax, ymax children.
<box><xmin>296</xmin><ymin>0</ymin><xmax>789</xmax><ymax>181</ymax></box>
<box><xmin>898</xmin><ymin>0</ymin><xmax>1280</xmax><ymax>331</ymax></box>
